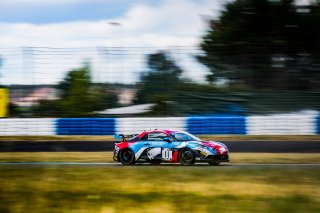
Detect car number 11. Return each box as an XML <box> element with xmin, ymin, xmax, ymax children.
<box><xmin>162</xmin><ymin>148</ymin><xmax>172</xmax><ymax>160</ymax></box>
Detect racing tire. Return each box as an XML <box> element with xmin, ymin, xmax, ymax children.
<box><xmin>179</xmin><ymin>148</ymin><xmax>195</xmax><ymax>166</ymax></box>
<box><xmin>208</xmin><ymin>161</ymin><xmax>220</xmax><ymax>166</ymax></box>
<box><xmin>149</xmin><ymin>159</ymin><xmax>162</xmax><ymax>165</ymax></box>
<box><xmin>119</xmin><ymin>149</ymin><xmax>136</xmax><ymax>166</ymax></box>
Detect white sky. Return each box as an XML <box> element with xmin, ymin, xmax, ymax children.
<box><xmin>0</xmin><ymin>0</ymin><xmax>316</xmax><ymax>85</ymax></box>
<box><xmin>0</xmin><ymin>0</ymin><xmax>231</xmax><ymax>85</ymax></box>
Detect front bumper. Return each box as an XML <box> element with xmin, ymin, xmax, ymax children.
<box><xmin>206</xmin><ymin>154</ymin><xmax>229</xmax><ymax>162</ymax></box>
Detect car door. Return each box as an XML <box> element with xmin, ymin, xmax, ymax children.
<box><xmin>141</xmin><ymin>132</ymin><xmax>169</xmax><ymax>160</ymax></box>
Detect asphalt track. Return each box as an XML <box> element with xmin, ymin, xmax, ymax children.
<box><xmin>0</xmin><ymin>162</ymin><xmax>320</xmax><ymax>168</ymax></box>
<box><xmin>0</xmin><ymin>141</ymin><xmax>320</xmax><ymax>153</ymax></box>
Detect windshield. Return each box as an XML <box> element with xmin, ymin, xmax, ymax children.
<box><xmin>170</xmin><ymin>131</ymin><xmax>200</xmax><ymax>141</ymax></box>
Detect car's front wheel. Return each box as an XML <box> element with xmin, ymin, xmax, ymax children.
<box><xmin>119</xmin><ymin>149</ymin><xmax>135</xmax><ymax>165</ymax></box>
<box><xmin>179</xmin><ymin>148</ymin><xmax>195</xmax><ymax>166</ymax></box>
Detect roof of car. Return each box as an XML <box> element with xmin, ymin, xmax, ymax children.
<box><xmin>138</xmin><ymin>129</ymin><xmax>188</xmax><ymax>138</ymax></box>
<box><xmin>143</xmin><ymin>129</ymin><xmax>180</xmax><ymax>134</ymax></box>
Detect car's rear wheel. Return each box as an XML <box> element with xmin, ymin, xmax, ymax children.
<box><xmin>179</xmin><ymin>148</ymin><xmax>195</xmax><ymax>166</ymax></box>
<box><xmin>119</xmin><ymin>149</ymin><xmax>135</xmax><ymax>165</ymax></box>
<box><xmin>208</xmin><ymin>161</ymin><xmax>220</xmax><ymax>166</ymax></box>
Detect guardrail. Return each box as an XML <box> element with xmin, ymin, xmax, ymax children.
<box><xmin>56</xmin><ymin>118</ymin><xmax>116</xmax><ymax>135</ymax></box>
<box><xmin>0</xmin><ymin>118</ymin><xmax>55</xmax><ymax>135</ymax></box>
<box><xmin>0</xmin><ymin>114</ymin><xmax>319</xmax><ymax>136</ymax></box>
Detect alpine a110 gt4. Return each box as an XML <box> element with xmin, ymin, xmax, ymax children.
<box><xmin>113</xmin><ymin>129</ymin><xmax>229</xmax><ymax>166</ymax></box>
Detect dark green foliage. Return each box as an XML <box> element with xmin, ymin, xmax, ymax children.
<box><xmin>174</xmin><ymin>86</ymin><xmax>320</xmax><ymax>115</ymax></box>
<box><xmin>198</xmin><ymin>0</ymin><xmax>320</xmax><ymax>90</ymax></box>
<box><xmin>8</xmin><ymin>103</ymin><xmax>20</xmax><ymax>117</ymax></box>
<box><xmin>134</xmin><ymin>51</ymin><xmax>183</xmax><ymax>115</ymax></box>
<box><xmin>34</xmin><ymin>64</ymin><xmax>117</xmax><ymax>117</ymax></box>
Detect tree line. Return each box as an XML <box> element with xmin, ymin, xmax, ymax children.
<box><xmin>10</xmin><ymin>0</ymin><xmax>320</xmax><ymax>116</ymax></box>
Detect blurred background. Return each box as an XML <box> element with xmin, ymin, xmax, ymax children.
<box><xmin>1</xmin><ymin>2</ymin><xmax>320</xmax><ymax>213</ymax></box>
<box><xmin>0</xmin><ymin>0</ymin><xmax>319</xmax><ymax>118</ymax></box>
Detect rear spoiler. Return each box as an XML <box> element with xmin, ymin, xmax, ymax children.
<box><xmin>119</xmin><ymin>134</ymin><xmax>138</xmax><ymax>142</ymax></box>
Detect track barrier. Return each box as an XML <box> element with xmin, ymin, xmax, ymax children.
<box><xmin>0</xmin><ymin>114</ymin><xmax>319</xmax><ymax>136</ymax></box>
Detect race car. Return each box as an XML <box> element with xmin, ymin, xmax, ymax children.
<box><xmin>113</xmin><ymin>129</ymin><xmax>229</xmax><ymax>166</ymax></box>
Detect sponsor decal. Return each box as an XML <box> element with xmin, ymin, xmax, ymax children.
<box><xmin>200</xmin><ymin>151</ymin><xmax>207</xmax><ymax>156</ymax></box>
<box><xmin>193</xmin><ymin>146</ymin><xmax>211</xmax><ymax>157</ymax></box>
<box><xmin>147</xmin><ymin>148</ymin><xmax>161</xmax><ymax>160</ymax></box>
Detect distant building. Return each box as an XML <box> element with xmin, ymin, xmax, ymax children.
<box><xmin>10</xmin><ymin>87</ymin><xmax>59</xmax><ymax>107</ymax></box>
<box><xmin>96</xmin><ymin>103</ymin><xmax>155</xmax><ymax>116</ymax></box>
<box><xmin>9</xmin><ymin>85</ymin><xmax>136</xmax><ymax>107</ymax></box>
<box><xmin>118</xmin><ymin>88</ymin><xmax>136</xmax><ymax>105</ymax></box>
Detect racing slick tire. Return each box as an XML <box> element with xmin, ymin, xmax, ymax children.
<box><xmin>208</xmin><ymin>161</ymin><xmax>220</xmax><ymax>166</ymax></box>
<box><xmin>179</xmin><ymin>148</ymin><xmax>195</xmax><ymax>166</ymax></box>
<box><xmin>119</xmin><ymin>149</ymin><xmax>136</xmax><ymax>166</ymax></box>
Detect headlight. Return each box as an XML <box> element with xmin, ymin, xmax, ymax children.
<box><xmin>219</xmin><ymin>147</ymin><xmax>227</xmax><ymax>154</ymax></box>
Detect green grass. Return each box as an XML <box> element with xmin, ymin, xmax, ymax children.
<box><xmin>0</xmin><ymin>166</ymin><xmax>319</xmax><ymax>213</ymax></box>
<box><xmin>0</xmin><ymin>152</ymin><xmax>320</xmax><ymax>212</ymax></box>
<box><xmin>0</xmin><ymin>152</ymin><xmax>320</xmax><ymax>164</ymax></box>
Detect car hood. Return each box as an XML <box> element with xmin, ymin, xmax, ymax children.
<box><xmin>200</xmin><ymin>141</ymin><xmax>229</xmax><ymax>154</ymax></box>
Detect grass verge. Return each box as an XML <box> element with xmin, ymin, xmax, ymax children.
<box><xmin>0</xmin><ymin>165</ymin><xmax>319</xmax><ymax>212</ymax></box>
<box><xmin>0</xmin><ymin>152</ymin><xmax>320</xmax><ymax>164</ymax></box>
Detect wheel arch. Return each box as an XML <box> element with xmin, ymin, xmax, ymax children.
<box><xmin>178</xmin><ymin>147</ymin><xmax>196</xmax><ymax>165</ymax></box>
<box><xmin>179</xmin><ymin>146</ymin><xmax>196</xmax><ymax>155</ymax></box>
<box><xmin>119</xmin><ymin>147</ymin><xmax>136</xmax><ymax>161</ymax></box>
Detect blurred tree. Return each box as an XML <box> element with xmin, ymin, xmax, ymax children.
<box><xmin>33</xmin><ymin>99</ymin><xmax>61</xmax><ymax>117</ymax></box>
<box><xmin>34</xmin><ymin>63</ymin><xmax>118</xmax><ymax>117</ymax></box>
<box><xmin>8</xmin><ymin>103</ymin><xmax>20</xmax><ymax>117</ymax></box>
<box><xmin>135</xmin><ymin>51</ymin><xmax>183</xmax><ymax>103</ymax></box>
<box><xmin>134</xmin><ymin>51</ymin><xmax>183</xmax><ymax>115</ymax></box>
<box><xmin>58</xmin><ymin>63</ymin><xmax>94</xmax><ymax>117</ymax></box>
<box><xmin>198</xmin><ymin>0</ymin><xmax>320</xmax><ymax>90</ymax></box>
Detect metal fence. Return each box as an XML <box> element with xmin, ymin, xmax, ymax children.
<box><xmin>0</xmin><ymin>46</ymin><xmax>319</xmax><ymax>118</ymax></box>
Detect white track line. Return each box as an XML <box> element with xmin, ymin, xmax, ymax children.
<box><xmin>0</xmin><ymin>162</ymin><xmax>119</xmax><ymax>165</ymax></box>
<box><xmin>230</xmin><ymin>163</ymin><xmax>320</xmax><ymax>166</ymax></box>
<box><xmin>0</xmin><ymin>162</ymin><xmax>320</xmax><ymax>166</ymax></box>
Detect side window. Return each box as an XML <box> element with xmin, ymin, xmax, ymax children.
<box><xmin>142</xmin><ymin>132</ymin><xmax>168</xmax><ymax>141</ymax></box>
<box><xmin>174</xmin><ymin>133</ymin><xmax>192</xmax><ymax>141</ymax></box>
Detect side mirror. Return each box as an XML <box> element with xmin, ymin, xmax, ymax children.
<box><xmin>163</xmin><ymin>137</ymin><xmax>172</xmax><ymax>142</ymax></box>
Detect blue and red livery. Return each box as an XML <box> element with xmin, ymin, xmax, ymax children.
<box><xmin>113</xmin><ymin>129</ymin><xmax>229</xmax><ymax>165</ymax></box>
